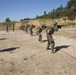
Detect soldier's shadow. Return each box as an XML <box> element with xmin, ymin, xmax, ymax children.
<box><xmin>0</xmin><ymin>47</ymin><xmax>20</xmax><ymax>52</ymax></box>
<box><xmin>0</xmin><ymin>38</ymin><xmax>8</xmax><ymax>40</ymax></box>
<box><xmin>42</xmin><ymin>40</ymin><xmax>48</xmax><ymax>42</ymax></box>
<box><xmin>55</xmin><ymin>45</ymin><xmax>71</xmax><ymax>52</ymax></box>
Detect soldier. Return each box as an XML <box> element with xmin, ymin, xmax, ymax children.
<box><xmin>6</xmin><ymin>24</ymin><xmax>9</xmax><ymax>32</ymax></box>
<box><xmin>46</xmin><ymin>21</ymin><xmax>58</xmax><ymax>53</ymax></box>
<box><xmin>12</xmin><ymin>24</ymin><xmax>15</xmax><ymax>32</ymax></box>
<box><xmin>20</xmin><ymin>25</ymin><xmax>25</xmax><ymax>31</ymax></box>
<box><xmin>29</xmin><ymin>24</ymin><xmax>35</xmax><ymax>36</ymax></box>
<box><xmin>25</xmin><ymin>24</ymin><xmax>30</xmax><ymax>33</ymax></box>
<box><xmin>36</xmin><ymin>24</ymin><xmax>45</xmax><ymax>42</ymax></box>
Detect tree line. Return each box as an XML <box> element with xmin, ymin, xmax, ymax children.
<box><xmin>36</xmin><ymin>0</ymin><xmax>76</xmax><ymax>20</ymax></box>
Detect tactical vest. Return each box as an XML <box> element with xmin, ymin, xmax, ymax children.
<box><xmin>46</xmin><ymin>26</ymin><xmax>54</xmax><ymax>35</ymax></box>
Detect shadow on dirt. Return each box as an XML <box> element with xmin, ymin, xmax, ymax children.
<box><xmin>42</xmin><ymin>40</ymin><xmax>48</xmax><ymax>42</ymax></box>
<box><xmin>0</xmin><ymin>38</ymin><xmax>8</xmax><ymax>40</ymax></box>
<box><xmin>55</xmin><ymin>45</ymin><xmax>71</xmax><ymax>52</ymax></box>
<box><xmin>0</xmin><ymin>47</ymin><xmax>20</xmax><ymax>52</ymax></box>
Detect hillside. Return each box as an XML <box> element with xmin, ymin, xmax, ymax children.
<box><xmin>0</xmin><ymin>18</ymin><xmax>76</xmax><ymax>30</ymax></box>
<box><xmin>15</xmin><ymin>18</ymin><xmax>76</xmax><ymax>29</ymax></box>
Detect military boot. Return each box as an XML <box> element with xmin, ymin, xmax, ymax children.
<box><xmin>46</xmin><ymin>44</ymin><xmax>50</xmax><ymax>50</ymax></box>
<box><xmin>51</xmin><ymin>49</ymin><xmax>56</xmax><ymax>53</ymax></box>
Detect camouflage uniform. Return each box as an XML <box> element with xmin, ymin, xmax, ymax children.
<box><xmin>37</xmin><ymin>27</ymin><xmax>43</xmax><ymax>42</ymax></box>
<box><xmin>20</xmin><ymin>25</ymin><xmax>25</xmax><ymax>31</ymax></box>
<box><xmin>6</xmin><ymin>24</ymin><xmax>9</xmax><ymax>32</ymax></box>
<box><xmin>46</xmin><ymin>21</ymin><xmax>58</xmax><ymax>53</ymax></box>
<box><xmin>29</xmin><ymin>24</ymin><xmax>35</xmax><ymax>36</ymax></box>
<box><xmin>25</xmin><ymin>24</ymin><xmax>29</xmax><ymax>33</ymax></box>
<box><xmin>12</xmin><ymin>24</ymin><xmax>15</xmax><ymax>32</ymax></box>
<box><xmin>37</xmin><ymin>25</ymin><xmax>45</xmax><ymax>42</ymax></box>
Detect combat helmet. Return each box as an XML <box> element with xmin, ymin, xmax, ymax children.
<box><xmin>53</xmin><ymin>21</ymin><xmax>57</xmax><ymax>25</ymax></box>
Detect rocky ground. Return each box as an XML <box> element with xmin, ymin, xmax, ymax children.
<box><xmin>0</xmin><ymin>27</ymin><xmax>76</xmax><ymax>75</ymax></box>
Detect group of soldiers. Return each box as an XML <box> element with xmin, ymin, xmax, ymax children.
<box><xmin>20</xmin><ymin>24</ymin><xmax>35</xmax><ymax>36</ymax></box>
<box><xmin>5</xmin><ymin>24</ymin><xmax>15</xmax><ymax>32</ymax></box>
<box><xmin>20</xmin><ymin>21</ymin><xmax>59</xmax><ymax>53</ymax></box>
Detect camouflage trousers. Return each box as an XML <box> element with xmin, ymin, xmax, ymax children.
<box><xmin>38</xmin><ymin>32</ymin><xmax>42</xmax><ymax>42</ymax></box>
<box><xmin>25</xmin><ymin>28</ymin><xmax>28</xmax><ymax>33</ymax></box>
<box><xmin>29</xmin><ymin>29</ymin><xmax>33</xmax><ymax>36</ymax></box>
<box><xmin>46</xmin><ymin>34</ymin><xmax>55</xmax><ymax>51</ymax></box>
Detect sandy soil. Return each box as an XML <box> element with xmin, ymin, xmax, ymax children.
<box><xmin>0</xmin><ymin>27</ymin><xmax>76</xmax><ymax>75</ymax></box>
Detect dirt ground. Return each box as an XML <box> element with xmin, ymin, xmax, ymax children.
<box><xmin>0</xmin><ymin>27</ymin><xmax>76</xmax><ymax>75</ymax></box>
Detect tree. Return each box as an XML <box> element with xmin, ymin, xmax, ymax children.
<box><xmin>35</xmin><ymin>0</ymin><xmax>76</xmax><ymax>20</ymax></box>
<box><xmin>66</xmin><ymin>0</ymin><xmax>76</xmax><ymax>20</ymax></box>
<box><xmin>5</xmin><ymin>18</ymin><xmax>11</xmax><ymax>22</ymax></box>
<box><xmin>52</xmin><ymin>9</ymin><xmax>56</xmax><ymax>13</ymax></box>
<box><xmin>36</xmin><ymin>15</ymin><xmax>38</xmax><ymax>18</ymax></box>
<box><xmin>66</xmin><ymin>0</ymin><xmax>76</xmax><ymax>9</ymax></box>
<box><xmin>44</xmin><ymin>11</ymin><xmax>46</xmax><ymax>15</ymax></box>
<box><xmin>56</xmin><ymin>5</ymin><xmax>63</xmax><ymax>12</ymax></box>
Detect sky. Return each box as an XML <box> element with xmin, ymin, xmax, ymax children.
<box><xmin>0</xmin><ymin>0</ymin><xmax>69</xmax><ymax>22</ymax></box>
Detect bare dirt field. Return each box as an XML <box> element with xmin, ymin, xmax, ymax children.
<box><xmin>0</xmin><ymin>27</ymin><xmax>76</xmax><ymax>75</ymax></box>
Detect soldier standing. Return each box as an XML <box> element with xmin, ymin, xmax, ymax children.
<box><xmin>6</xmin><ymin>24</ymin><xmax>9</xmax><ymax>32</ymax></box>
<box><xmin>29</xmin><ymin>24</ymin><xmax>35</xmax><ymax>36</ymax></box>
<box><xmin>46</xmin><ymin>21</ymin><xmax>58</xmax><ymax>53</ymax></box>
<box><xmin>12</xmin><ymin>23</ymin><xmax>15</xmax><ymax>32</ymax></box>
<box><xmin>25</xmin><ymin>24</ymin><xmax>29</xmax><ymax>33</ymax></box>
<box><xmin>36</xmin><ymin>25</ymin><xmax>44</xmax><ymax>42</ymax></box>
